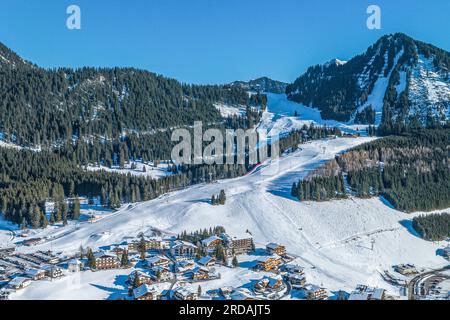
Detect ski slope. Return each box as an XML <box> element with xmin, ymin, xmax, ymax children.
<box><xmin>11</xmin><ymin>134</ymin><xmax>448</xmax><ymax>297</ymax></box>
<box><xmin>4</xmin><ymin>94</ymin><xmax>449</xmax><ymax>299</ymax></box>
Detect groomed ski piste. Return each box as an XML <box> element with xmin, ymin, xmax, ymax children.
<box><xmin>3</xmin><ymin>94</ymin><xmax>449</xmax><ymax>300</ymax></box>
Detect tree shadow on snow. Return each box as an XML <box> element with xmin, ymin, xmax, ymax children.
<box><xmin>398</xmin><ymin>219</ymin><xmax>422</xmax><ymax>239</ymax></box>
<box><xmin>266</xmin><ymin>158</ymin><xmax>331</xmax><ymax>203</ymax></box>
<box><xmin>184</xmin><ymin>198</ymin><xmax>213</xmax><ymax>205</ymax></box>
<box><xmin>90</xmin><ymin>274</ymin><xmax>130</xmax><ymax>300</ymax></box>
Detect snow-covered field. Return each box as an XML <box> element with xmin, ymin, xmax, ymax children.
<box><xmin>2</xmin><ymin>93</ymin><xmax>449</xmax><ymax>300</ymax></box>
<box><xmin>86</xmin><ymin>161</ymin><xmax>173</xmax><ymax>180</ymax></box>
<box><xmin>259</xmin><ymin>94</ymin><xmax>370</xmax><ymax>137</ymax></box>
<box><xmin>214</xmin><ymin>103</ymin><xmax>245</xmax><ymax>117</ymax></box>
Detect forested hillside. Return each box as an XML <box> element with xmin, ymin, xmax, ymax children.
<box><xmin>0</xmin><ymin>122</ymin><xmax>335</xmax><ymax>228</ymax></box>
<box><xmin>291</xmin><ymin>128</ymin><xmax>450</xmax><ymax>212</ymax></box>
<box><xmin>0</xmin><ymin>42</ymin><xmax>266</xmax><ymax>149</ymax></box>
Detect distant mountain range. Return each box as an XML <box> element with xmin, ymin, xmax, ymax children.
<box><xmin>230</xmin><ymin>77</ymin><xmax>289</xmax><ymax>94</ymax></box>
<box><xmin>1</xmin><ymin>33</ymin><xmax>449</xmax><ymax>147</ymax></box>
<box><xmin>286</xmin><ymin>33</ymin><xmax>450</xmax><ymax>128</ymax></box>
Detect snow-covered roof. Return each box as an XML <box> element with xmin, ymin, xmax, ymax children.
<box><xmin>173</xmin><ymin>286</ymin><xmax>195</xmax><ymax>297</ymax></box>
<box><xmin>68</xmin><ymin>259</ymin><xmax>82</xmax><ymax>265</ymax></box>
<box><xmin>257</xmin><ymin>255</ymin><xmax>280</xmax><ymax>263</ymax></box>
<box><xmin>348</xmin><ymin>292</ymin><xmax>370</xmax><ymax>300</ymax></box>
<box><xmin>372</xmin><ymin>288</ymin><xmax>385</xmax><ymax>300</ymax></box>
<box><xmin>304</xmin><ymin>284</ymin><xmax>324</xmax><ymax>293</ymax></box>
<box><xmin>9</xmin><ymin>277</ymin><xmax>31</xmax><ymax>287</ymax></box>
<box><xmin>146</xmin><ymin>255</ymin><xmax>169</xmax><ymax>265</ymax></box>
<box><xmin>266</xmin><ymin>243</ymin><xmax>283</xmax><ymax>250</ymax></box>
<box><xmin>177</xmin><ymin>259</ymin><xmax>195</xmax><ymax>267</ymax></box>
<box><xmin>42</xmin><ymin>265</ymin><xmax>63</xmax><ymax>271</ymax></box>
<box><xmin>24</xmin><ymin>269</ymin><xmax>45</xmax><ymax>276</ymax></box>
<box><xmin>93</xmin><ymin>252</ymin><xmax>117</xmax><ymax>259</ymax></box>
<box><xmin>201</xmin><ymin>235</ymin><xmax>221</xmax><ymax>246</ymax></box>
<box><xmin>172</xmin><ymin>240</ymin><xmax>197</xmax><ymax>249</ymax></box>
<box><xmin>198</xmin><ymin>256</ymin><xmax>215</xmax><ymax>265</ymax></box>
<box><xmin>133</xmin><ymin>284</ymin><xmax>156</xmax><ymax>299</ymax></box>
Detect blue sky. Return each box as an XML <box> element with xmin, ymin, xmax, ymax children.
<box><xmin>1</xmin><ymin>0</ymin><xmax>449</xmax><ymax>84</ymax></box>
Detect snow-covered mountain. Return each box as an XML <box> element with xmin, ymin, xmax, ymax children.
<box><xmin>286</xmin><ymin>33</ymin><xmax>450</xmax><ymax>127</ymax></box>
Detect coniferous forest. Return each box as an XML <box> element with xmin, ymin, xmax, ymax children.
<box><xmin>291</xmin><ymin>128</ymin><xmax>450</xmax><ymax>213</ymax></box>
<box><xmin>412</xmin><ymin>213</ymin><xmax>450</xmax><ymax>241</ymax></box>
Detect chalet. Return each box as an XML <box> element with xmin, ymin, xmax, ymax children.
<box><xmin>304</xmin><ymin>284</ymin><xmax>328</xmax><ymax>300</ymax></box>
<box><xmin>67</xmin><ymin>259</ymin><xmax>83</xmax><ymax>272</ymax></box>
<box><xmin>24</xmin><ymin>269</ymin><xmax>46</xmax><ymax>281</ymax></box>
<box><xmin>393</xmin><ymin>264</ymin><xmax>418</xmax><ymax>276</ymax></box>
<box><xmin>175</xmin><ymin>259</ymin><xmax>196</xmax><ymax>273</ymax></box>
<box><xmin>221</xmin><ymin>233</ymin><xmax>254</xmax><ymax>255</ymax></box>
<box><xmin>150</xmin><ymin>266</ymin><xmax>172</xmax><ymax>282</ymax></box>
<box><xmin>145</xmin><ymin>255</ymin><xmax>170</xmax><ymax>268</ymax></box>
<box><xmin>94</xmin><ymin>252</ymin><xmax>120</xmax><ymax>270</ymax></box>
<box><xmin>173</xmin><ymin>286</ymin><xmax>198</xmax><ymax>300</ymax></box>
<box><xmin>187</xmin><ymin>266</ymin><xmax>218</xmax><ymax>281</ymax></box>
<box><xmin>284</xmin><ymin>264</ymin><xmax>304</xmax><ymax>275</ymax></box>
<box><xmin>171</xmin><ymin>241</ymin><xmax>198</xmax><ymax>258</ymax></box>
<box><xmin>256</xmin><ymin>256</ymin><xmax>282</xmax><ymax>271</ymax></box>
<box><xmin>266</xmin><ymin>243</ymin><xmax>286</xmax><ymax>256</ymax></box>
<box><xmin>285</xmin><ymin>273</ymin><xmax>306</xmax><ymax>288</ymax></box>
<box><xmin>254</xmin><ymin>276</ymin><xmax>284</xmax><ymax>293</ymax></box>
<box><xmin>8</xmin><ymin>277</ymin><xmax>32</xmax><ymax>290</ymax></box>
<box><xmin>128</xmin><ymin>270</ymin><xmax>153</xmax><ymax>285</ymax></box>
<box><xmin>200</xmin><ymin>236</ymin><xmax>222</xmax><ymax>253</ymax></box>
<box><xmin>219</xmin><ymin>286</ymin><xmax>234</xmax><ymax>298</ymax></box>
<box><xmin>127</xmin><ymin>236</ymin><xmax>165</xmax><ymax>252</ymax></box>
<box><xmin>43</xmin><ymin>265</ymin><xmax>64</xmax><ymax>279</ymax></box>
<box><xmin>197</xmin><ymin>256</ymin><xmax>216</xmax><ymax>267</ymax></box>
<box><xmin>348</xmin><ymin>285</ymin><xmax>385</xmax><ymax>301</ymax></box>
<box><xmin>133</xmin><ymin>284</ymin><xmax>157</xmax><ymax>300</ymax></box>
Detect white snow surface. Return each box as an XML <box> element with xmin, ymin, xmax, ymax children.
<box><xmin>408</xmin><ymin>55</ymin><xmax>450</xmax><ymax>123</ymax></box>
<box><xmin>3</xmin><ymin>93</ymin><xmax>449</xmax><ymax>300</ymax></box>
<box><xmin>258</xmin><ymin>93</ymin><xmax>369</xmax><ymax>137</ymax></box>
<box><xmin>86</xmin><ymin>161</ymin><xmax>173</xmax><ymax>180</ymax></box>
<box><xmin>7</xmin><ymin>134</ymin><xmax>448</xmax><ymax>299</ymax></box>
<box><xmin>214</xmin><ymin>103</ymin><xmax>245</xmax><ymax>117</ymax></box>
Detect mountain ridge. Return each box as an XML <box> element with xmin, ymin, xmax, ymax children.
<box><xmin>286</xmin><ymin>33</ymin><xmax>450</xmax><ymax>130</ymax></box>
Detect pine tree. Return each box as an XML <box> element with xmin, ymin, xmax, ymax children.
<box><xmin>218</xmin><ymin>190</ymin><xmax>226</xmax><ymax>205</ymax></box>
<box><xmin>121</xmin><ymin>250</ymin><xmax>129</xmax><ymax>267</ymax></box>
<box><xmin>72</xmin><ymin>198</ymin><xmax>81</xmax><ymax>220</ymax></box>
<box><xmin>132</xmin><ymin>272</ymin><xmax>141</xmax><ymax>289</ymax></box>
<box><xmin>138</xmin><ymin>235</ymin><xmax>147</xmax><ymax>260</ymax></box>
<box><xmin>86</xmin><ymin>248</ymin><xmax>96</xmax><ymax>269</ymax></box>
<box><xmin>232</xmin><ymin>255</ymin><xmax>239</xmax><ymax>268</ymax></box>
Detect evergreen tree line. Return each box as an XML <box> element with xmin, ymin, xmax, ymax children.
<box><xmin>412</xmin><ymin>213</ymin><xmax>450</xmax><ymax>241</ymax></box>
<box><xmin>291</xmin><ymin>174</ymin><xmax>346</xmax><ymax>202</ymax></box>
<box><xmin>290</xmin><ymin>128</ymin><xmax>450</xmax><ymax>213</ymax></box>
<box><xmin>178</xmin><ymin>226</ymin><xmax>226</xmax><ymax>245</ymax></box>
<box><xmin>0</xmin><ymin>124</ymin><xmax>342</xmax><ymax>228</ymax></box>
<box><xmin>0</xmin><ymin>44</ymin><xmax>266</xmax><ymax>148</ymax></box>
